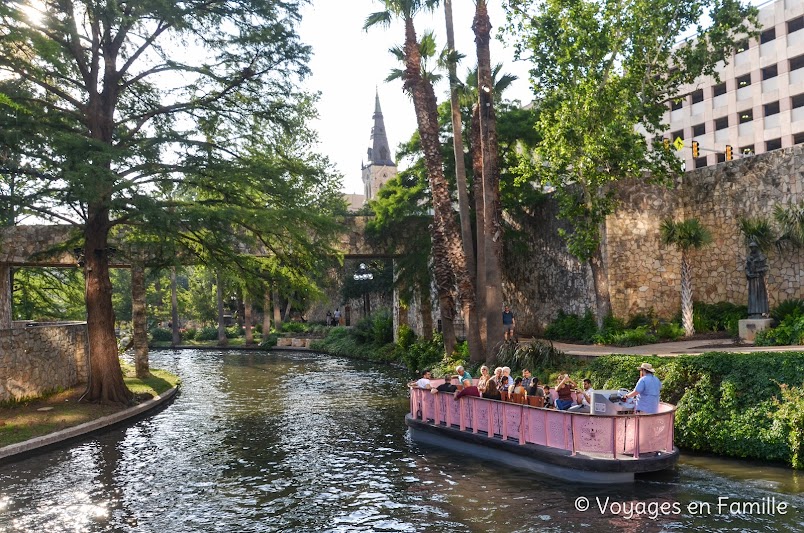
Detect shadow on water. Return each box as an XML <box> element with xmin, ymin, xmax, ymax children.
<box><xmin>0</xmin><ymin>349</ymin><xmax>802</xmax><ymax>533</ymax></box>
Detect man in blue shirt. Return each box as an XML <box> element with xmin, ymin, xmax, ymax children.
<box><xmin>624</xmin><ymin>362</ymin><xmax>662</xmax><ymax>414</ymax></box>
<box><xmin>502</xmin><ymin>305</ymin><xmax>515</xmax><ymax>340</ymax></box>
<box><xmin>455</xmin><ymin>365</ymin><xmax>472</xmax><ymax>383</ymax></box>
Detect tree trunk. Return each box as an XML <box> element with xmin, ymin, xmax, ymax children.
<box><xmin>471</xmin><ymin>105</ymin><xmax>487</xmax><ymax>354</ymax></box>
<box><xmin>445</xmin><ymin>0</ymin><xmax>482</xmax><ymax>364</ymax></box>
<box><xmin>263</xmin><ymin>287</ymin><xmax>271</xmax><ymax>336</ymax></box>
<box><xmin>83</xmin><ymin>211</ymin><xmax>132</xmax><ymax>405</ymax></box>
<box><xmin>589</xmin><ymin>224</ymin><xmax>613</xmax><ymax>328</ymax></box>
<box><xmin>283</xmin><ymin>299</ymin><xmax>292</xmax><ymax>322</ymax></box>
<box><xmin>244</xmin><ymin>294</ymin><xmax>254</xmax><ymax>345</ymax></box>
<box><xmin>216</xmin><ymin>270</ymin><xmax>228</xmax><ymax>346</ymax></box>
<box><xmin>131</xmin><ymin>263</ymin><xmax>149</xmax><ymax>378</ymax></box>
<box><xmin>420</xmin><ymin>288</ymin><xmax>434</xmax><ymax>340</ymax></box>
<box><xmin>474</xmin><ymin>1</ymin><xmax>505</xmax><ymax>359</ymax></box>
<box><xmin>272</xmin><ymin>284</ymin><xmax>282</xmax><ymax>329</ymax></box>
<box><xmin>0</xmin><ymin>263</ymin><xmax>11</xmax><ymax>329</ymax></box>
<box><xmin>402</xmin><ymin>16</ymin><xmax>475</xmax><ymax>359</ymax></box>
<box><xmin>170</xmin><ymin>267</ymin><xmax>180</xmax><ymax>347</ymax></box>
<box><xmin>681</xmin><ymin>253</ymin><xmax>694</xmax><ymax>336</ymax></box>
<box><xmin>432</xmin><ymin>216</ymin><xmax>458</xmax><ymax>355</ymax></box>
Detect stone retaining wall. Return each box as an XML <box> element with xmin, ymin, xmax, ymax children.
<box><xmin>0</xmin><ymin>322</ymin><xmax>88</xmax><ymax>402</ymax></box>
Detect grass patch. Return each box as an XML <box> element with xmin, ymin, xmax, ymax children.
<box><xmin>0</xmin><ymin>364</ymin><xmax>180</xmax><ymax>449</ymax></box>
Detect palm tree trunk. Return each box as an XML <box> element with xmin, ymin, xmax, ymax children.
<box><xmin>419</xmin><ymin>287</ymin><xmax>434</xmax><ymax>340</ymax></box>
<box><xmin>681</xmin><ymin>253</ymin><xmax>694</xmax><ymax>336</ymax></box>
<box><xmin>432</xmin><ymin>213</ymin><xmax>458</xmax><ymax>355</ymax></box>
<box><xmin>444</xmin><ymin>0</ymin><xmax>482</xmax><ymax>363</ymax></box>
<box><xmin>474</xmin><ymin>1</ymin><xmax>505</xmax><ymax>357</ymax></box>
<box><xmin>402</xmin><ymin>16</ymin><xmax>476</xmax><ymax>358</ymax></box>
<box><xmin>471</xmin><ymin>105</ymin><xmax>487</xmax><ymax>354</ymax></box>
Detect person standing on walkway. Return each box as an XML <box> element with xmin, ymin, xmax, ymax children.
<box><xmin>624</xmin><ymin>363</ymin><xmax>662</xmax><ymax>414</ymax></box>
<box><xmin>502</xmin><ymin>304</ymin><xmax>516</xmax><ymax>341</ymax></box>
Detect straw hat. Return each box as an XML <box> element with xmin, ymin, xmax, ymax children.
<box><xmin>638</xmin><ymin>362</ymin><xmax>655</xmax><ymax>373</ymax></box>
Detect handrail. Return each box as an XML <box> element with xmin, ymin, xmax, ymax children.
<box><xmin>409</xmin><ymin>385</ymin><xmax>676</xmax><ymax>459</ymax></box>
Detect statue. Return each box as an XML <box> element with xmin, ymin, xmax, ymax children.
<box><xmin>745</xmin><ymin>239</ymin><xmax>769</xmax><ymax>318</ymax></box>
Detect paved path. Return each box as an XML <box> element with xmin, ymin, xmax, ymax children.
<box><xmin>538</xmin><ymin>338</ymin><xmax>804</xmax><ymax>357</ymax></box>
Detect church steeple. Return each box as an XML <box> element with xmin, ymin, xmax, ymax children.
<box><xmin>367</xmin><ymin>88</ymin><xmax>394</xmax><ymax>166</ymax></box>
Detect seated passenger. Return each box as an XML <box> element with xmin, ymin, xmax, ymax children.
<box><xmin>527</xmin><ymin>378</ymin><xmax>544</xmax><ymax>398</ymax></box>
<box><xmin>483</xmin><ymin>378</ymin><xmax>501</xmax><ymax>400</ymax></box>
<box><xmin>499</xmin><ymin>375</ymin><xmax>511</xmax><ymax>394</ymax></box>
<box><xmin>454</xmin><ymin>379</ymin><xmax>480</xmax><ymax>400</ymax></box>
<box><xmin>456</xmin><ymin>365</ymin><xmax>472</xmax><ymax>383</ymax></box>
<box><xmin>521</xmin><ymin>369</ymin><xmax>534</xmax><ymax>390</ymax></box>
<box><xmin>569</xmin><ymin>378</ymin><xmax>594</xmax><ymax>413</ymax></box>
<box><xmin>412</xmin><ymin>369</ymin><xmax>432</xmax><ymax>389</ymax></box>
<box><xmin>501</xmin><ymin>367</ymin><xmax>514</xmax><ymax>391</ymax></box>
<box><xmin>436</xmin><ymin>375</ymin><xmax>457</xmax><ymax>393</ymax></box>
<box><xmin>555</xmin><ymin>373</ymin><xmax>576</xmax><ymax>410</ymax></box>
<box><xmin>477</xmin><ymin>365</ymin><xmax>491</xmax><ymax>393</ymax></box>
<box><xmin>491</xmin><ymin>367</ymin><xmax>503</xmax><ymax>388</ymax></box>
<box><xmin>543</xmin><ymin>386</ymin><xmax>554</xmax><ymax>408</ymax></box>
<box><xmin>511</xmin><ymin>377</ymin><xmax>527</xmax><ymax>396</ymax></box>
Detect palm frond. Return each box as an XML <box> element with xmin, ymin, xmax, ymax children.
<box><xmin>363</xmin><ymin>11</ymin><xmax>392</xmax><ymax>31</ymax></box>
<box><xmin>738</xmin><ymin>216</ymin><xmax>775</xmax><ymax>252</ymax></box>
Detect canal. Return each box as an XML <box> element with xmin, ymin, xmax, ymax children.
<box><xmin>1</xmin><ymin>349</ymin><xmax>802</xmax><ymax>532</ymax></box>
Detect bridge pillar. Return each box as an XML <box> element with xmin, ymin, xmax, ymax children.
<box><xmin>0</xmin><ymin>263</ymin><xmax>11</xmax><ymax>329</ymax></box>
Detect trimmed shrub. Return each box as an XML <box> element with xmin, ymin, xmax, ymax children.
<box><xmin>543</xmin><ymin>310</ymin><xmax>597</xmax><ymax>343</ymax></box>
<box><xmin>281</xmin><ymin>322</ymin><xmax>308</xmax><ymax>334</ymax></box>
<box><xmin>755</xmin><ymin>314</ymin><xmax>804</xmax><ymax>346</ymax></box>
<box><xmin>196</xmin><ymin>326</ymin><xmax>219</xmax><ymax>341</ymax></box>
<box><xmin>225</xmin><ymin>325</ymin><xmax>243</xmax><ymax>338</ymax></box>
<box><xmin>259</xmin><ymin>332</ymin><xmax>279</xmax><ymax>348</ymax></box>
<box><xmin>690</xmin><ymin>301</ymin><xmax>746</xmax><ymax>336</ymax></box>
<box><xmin>771</xmin><ymin>298</ymin><xmax>804</xmax><ymax>322</ymax></box>
<box><xmin>181</xmin><ymin>328</ymin><xmax>197</xmax><ymax>341</ymax></box>
<box><xmin>149</xmin><ymin>328</ymin><xmax>172</xmax><ymax>342</ymax></box>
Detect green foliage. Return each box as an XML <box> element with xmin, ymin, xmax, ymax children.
<box><xmin>149</xmin><ymin>328</ymin><xmax>172</xmax><ymax>342</ymax></box>
<box><xmin>259</xmin><ymin>332</ymin><xmax>280</xmax><ymax>348</ymax></box>
<box><xmin>660</xmin><ymin>218</ymin><xmax>712</xmax><ymax>250</ymax></box>
<box><xmin>543</xmin><ymin>310</ymin><xmax>598</xmax><ymax>343</ymax></box>
<box><xmin>181</xmin><ymin>328</ymin><xmax>197</xmax><ymax>341</ymax></box>
<box><xmin>690</xmin><ymin>301</ymin><xmax>746</xmax><ymax>336</ymax></box>
<box><xmin>13</xmin><ymin>268</ymin><xmax>86</xmax><ymax>321</ymax></box>
<box><xmin>494</xmin><ymin>339</ymin><xmax>568</xmax><ymax>373</ymax></box>
<box><xmin>281</xmin><ymin>322</ymin><xmax>309</xmax><ymax>334</ymax></box>
<box><xmin>196</xmin><ymin>327</ymin><xmax>219</xmax><ymax>342</ymax></box>
<box><xmin>770</xmin><ymin>298</ymin><xmax>804</xmax><ymax>322</ymax></box>
<box><xmin>400</xmin><ymin>333</ymin><xmax>446</xmax><ymax>375</ymax></box>
<box><xmin>754</xmin><ymin>315</ymin><xmax>804</xmax><ymax>346</ymax></box>
<box><xmin>770</xmin><ymin>382</ymin><xmax>804</xmax><ymax>469</ymax></box>
<box><xmin>225</xmin><ymin>325</ymin><xmax>243</xmax><ymax>339</ymax></box>
<box><xmin>310</xmin><ymin>327</ymin><xmax>397</xmax><ymax>364</ymax></box>
<box><xmin>396</xmin><ymin>324</ymin><xmax>416</xmax><ymax>350</ymax></box>
<box><xmin>593</xmin><ymin>326</ymin><xmax>657</xmax><ymax>347</ymax></box>
<box><xmin>738</xmin><ymin>216</ymin><xmax>776</xmax><ymax>252</ymax></box>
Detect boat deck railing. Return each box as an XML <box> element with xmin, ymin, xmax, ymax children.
<box><xmin>409</xmin><ymin>383</ymin><xmax>675</xmax><ymax>459</ymax></box>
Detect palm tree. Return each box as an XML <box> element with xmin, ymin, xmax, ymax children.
<box><xmin>365</xmin><ymin>0</ymin><xmax>481</xmax><ymax>361</ymax></box>
<box><xmin>473</xmin><ymin>0</ymin><xmax>505</xmax><ymax>357</ymax></box>
<box><xmin>660</xmin><ymin>218</ymin><xmax>712</xmax><ymax>337</ymax></box>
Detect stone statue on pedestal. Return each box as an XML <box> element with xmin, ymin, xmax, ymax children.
<box><xmin>746</xmin><ymin>239</ymin><xmax>769</xmax><ymax>318</ymax></box>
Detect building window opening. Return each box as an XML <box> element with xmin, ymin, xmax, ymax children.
<box><xmin>671</xmin><ymin>129</ymin><xmax>684</xmax><ymax>141</ymax></box>
<box><xmin>713</xmin><ymin>82</ymin><xmax>727</xmax><ymax>97</ymax></box>
<box><xmin>691</xmin><ymin>89</ymin><xmax>704</xmax><ymax>104</ymax></box>
<box><xmin>716</xmin><ymin>153</ymin><xmax>726</xmax><ymax>163</ymax></box>
<box><xmin>762</xmin><ymin>64</ymin><xmax>778</xmax><ymax>80</ymax></box>
<box><xmin>792</xmin><ymin>93</ymin><xmax>804</xmax><ymax>109</ymax></box>
<box><xmin>694</xmin><ymin>156</ymin><xmax>708</xmax><ymax>169</ymax></box>
<box><xmin>737</xmin><ymin>74</ymin><xmax>751</xmax><ymax>88</ymax></box>
<box><xmin>791</xmin><ymin>54</ymin><xmax>804</xmax><ymax>72</ymax></box>
<box><xmin>715</xmin><ymin>116</ymin><xmax>729</xmax><ymax>130</ymax></box>
<box><xmin>760</xmin><ymin>28</ymin><xmax>776</xmax><ymax>44</ymax></box>
<box><xmin>692</xmin><ymin>123</ymin><xmax>706</xmax><ymax>136</ymax></box>
<box><xmin>670</xmin><ymin>98</ymin><xmax>683</xmax><ymax>111</ymax></box>
<box><xmin>766</xmin><ymin>138</ymin><xmax>782</xmax><ymax>151</ymax></box>
<box><xmin>740</xmin><ymin>145</ymin><xmax>754</xmax><ymax>156</ymax></box>
<box><xmin>789</xmin><ymin>16</ymin><xmax>804</xmax><ymax>35</ymax></box>
<box><xmin>738</xmin><ymin>110</ymin><xmax>753</xmax><ymax>123</ymax></box>
<box><xmin>765</xmin><ymin>101</ymin><xmax>780</xmax><ymax>116</ymax></box>
<box><xmin>794</xmin><ymin>132</ymin><xmax>804</xmax><ymax>145</ymax></box>
<box><xmin>735</xmin><ymin>38</ymin><xmax>749</xmax><ymax>54</ymax></box>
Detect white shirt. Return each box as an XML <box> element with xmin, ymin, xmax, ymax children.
<box><xmin>416</xmin><ymin>378</ymin><xmax>431</xmax><ymax>389</ymax></box>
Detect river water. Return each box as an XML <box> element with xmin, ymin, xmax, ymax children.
<box><xmin>0</xmin><ymin>349</ymin><xmax>802</xmax><ymax>532</ymax></box>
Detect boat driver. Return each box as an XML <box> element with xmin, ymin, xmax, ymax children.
<box><xmin>623</xmin><ymin>362</ymin><xmax>662</xmax><ymax>414</ymax></box>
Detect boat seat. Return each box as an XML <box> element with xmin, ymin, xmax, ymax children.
<box><xmin>527</xmin><ymin>396</ymin><xmax>545</xmax><ymax>408</ymax></box>
<box><xmin>500</xmin><ymin>391</ymin><xmax>509</xmax><ymax>402</ymax></box>
<box><xmin>510</xmin><ymin>393</ymin><xmax>527</xmax><ymax>405</ymax></box>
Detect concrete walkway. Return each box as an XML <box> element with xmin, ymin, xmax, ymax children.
<box><xmin>542</xmin><ymin>338</ymin><xmax>804</xmax><ymax>357</ymax></box>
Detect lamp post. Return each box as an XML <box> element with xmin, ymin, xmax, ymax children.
<box><xmin>353</xmin><ymin>263</ymin><xmax>373</xmax><ymax>318</ymax></box>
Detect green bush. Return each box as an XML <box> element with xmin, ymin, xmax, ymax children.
<box><xmin>281</xmin><ymin>321</ymin><xmax>308</xmax><ymax>333</ymax></box>
<box><xmin>543</xmin><ymin>310</ymin><xmax>598</xmax><ymax>343</ymax></box>
<box><xmin>771</xmin><ymin>298</ymin><xmax>804</xmax><ymax>322</ymax></box>
<box><xmin>196</xmin><ymin>326</ymin><xmax>219</xmax><ymax>341</ymax></box>
<box><xmin>755</xmin><ymin>314</ymin><xmax>804</xmax><ymax>346</ymax></box>
<box><xmin>149</xmin><ymin>328</ymin><xmax>172</xmax><ymax>342</ymax></box>
<box><xmin>259</xmin><ymin>332</ymin><xmax>279</xmax><ymax>348</ymax></box>
<box><xmin>656</xmin><ymin>322</ymin><xmax>685</xmax><ymax>341</ymax></box>
<box><xmin>181</xmin><ymin>328</ymin><xmax>197</xmax><ymax>341</ymax></box>
<box><xmin>397</xmin><ymin>324</ymin><xmax>416</xmax><ymax>350</ymax></box>
<box><xmin>494</xmin><ymin>339</ymin><xmax>567</xmax><ymax>372</ymax></box>
<box><xmin>690</xmin><ymin>301</ymin><xmax>746</xmax><ymax>336</ymax></box>
<box><xmin>593</xmin><ymin>325</ymin><xmax>657</xmax><ymax>347</ymax></box>
<box><xmin>225</xmin><ymin>325</ymin><xmax>243</xmax><ymax>338</ymax></box>
<box><xmin>400</xmin><ymin>333</ymin><xmax>445</xmax><ymax>374</ymax></box>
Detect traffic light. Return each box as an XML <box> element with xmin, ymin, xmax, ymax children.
<box><xmin>725</xmin><ymin>145</ymin><xmax>733</xmax><ymax>161</ymax></box>
<box><xmin>692</xmin><ymin>141</ymin><xmax>699</xmax><ymax>158</ymax></box>
<box><xmin>663</xmin><ymin>138</ymin><xmax>670</xmax><ymax>150</ymax></box>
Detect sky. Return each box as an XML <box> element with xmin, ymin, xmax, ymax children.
<box><xmin>297</xmin><ymin>1</ymin><xmax>534</xmax><ymax>195</ymax></box>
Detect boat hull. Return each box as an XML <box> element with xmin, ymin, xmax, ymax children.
<box><xmin>406</xmin><ymin>414</ymin><xmax>679</xmax><ymax>484</ymax></box>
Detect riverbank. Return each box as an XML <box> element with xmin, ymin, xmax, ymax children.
<box><xmin>0</xmin><ymin>365</ymin><xmax>180</xmax><ymax>453</ymax></box>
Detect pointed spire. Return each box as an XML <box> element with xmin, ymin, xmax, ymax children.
<box><xmin>369</xmin><ymin>89</ymin><xmax>394</xmax><ymax>166</ymax></box>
